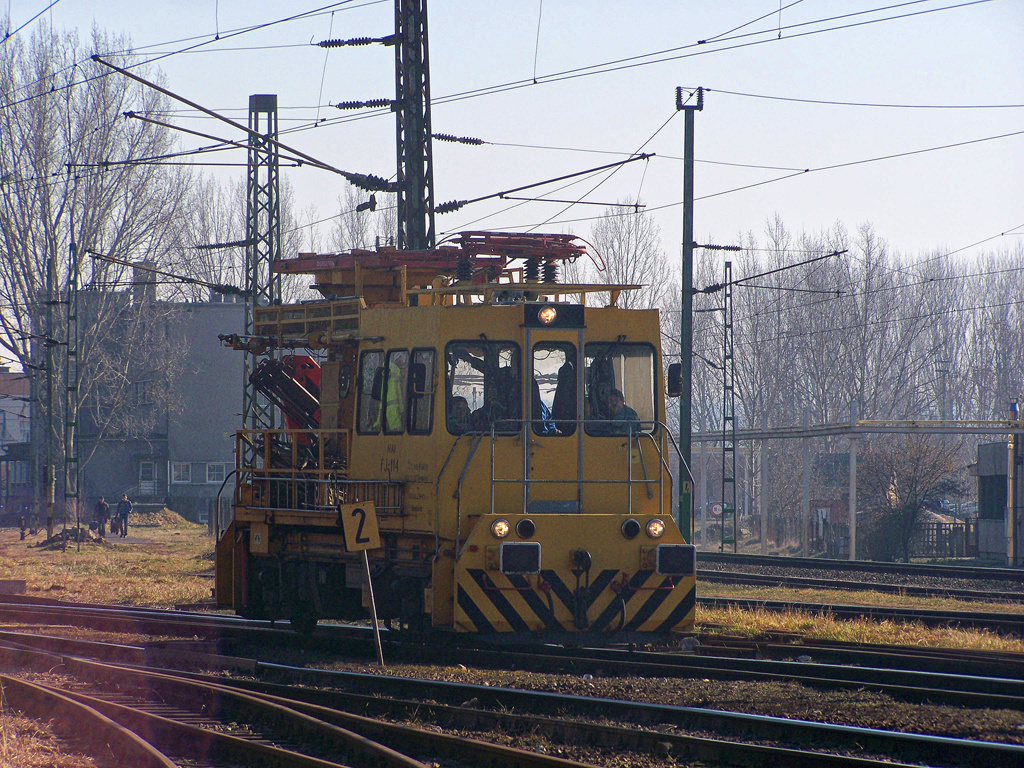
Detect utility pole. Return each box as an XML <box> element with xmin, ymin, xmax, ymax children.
<box><xmin>44</xmin><ymin>256</ymin><xmax>55</xmax><ymax>539</ymax></box>
<box><xmin>1009</xmin><ymin>402</ymin><xmax>1021</xmax><ymax>566</ymax></box>
<box><xmin>848</xmin><ymin>400</ymin><xmax>858</xmax><ymax>561</ymax></box>
<box><xmin>801</xmin><ymin>406</ymin><xmax>810</xmax><ymax>556</ymax></box>
<box><xmin>64</xmin><ymin>241</ymin><xmax>80</xmax><ymax>549</ymax></box>
<box><xmin>395</xmin><ymin>0</ymin><xmax>435</xmax><ymax>250</ymax></box>
<box><xmin>721</xmin><ymin>261</ymin><xmax>737</xmax><ymax>552</ymax></box>
<box><xmin>675</xmin><ymin>85</ymin><xmax>703</xmax><ymax>542</ymax></box>
<box><xmin>243</xmin><ymin>94</ymin><xmax>282</xmax><ymax>434</ymax></box>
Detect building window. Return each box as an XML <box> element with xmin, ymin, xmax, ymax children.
<box><xmin>139</xmin><ymin>461</ymin><xmax>157</xmax><ymax>495</ymax></box>
<box><xmin>135</xmin><ymin>379</ymin><xmax>156</xmax><ymax>405</ymax></box>
<box><xmin>207</xmin><ymin>463</ymin><xmax>226</xmax><ymax>484</ymax></box>
<box><xmin>171</xmin><ymin>462</ymin><xmax>191</xmax><ymax>484</ymax></box>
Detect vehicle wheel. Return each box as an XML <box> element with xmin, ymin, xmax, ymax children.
<box><xmin>289</xmin><ymin>606</ymin><xmax>318</xmax><ymax>635</ymax></box>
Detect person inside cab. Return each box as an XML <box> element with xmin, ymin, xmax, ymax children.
<box><xmin>591</xmin><ymin>388</ymin><xmax>639</xmax><ymax>435</ymax></box>
<box><xmin>447</xmin><ymin>396</ymin><xmax>472</xmax><ymax>434</ymax></box>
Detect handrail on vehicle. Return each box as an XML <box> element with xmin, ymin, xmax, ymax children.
<box><xmin>479</xmin><ymin>417</ymin><xmax>695</xmax><ymax>520</ymax></box>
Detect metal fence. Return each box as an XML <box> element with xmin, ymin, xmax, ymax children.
<box><xmin>910</xmin><ymin>520</ymin><xmax>978</xmax><ymax>559</ymax></box>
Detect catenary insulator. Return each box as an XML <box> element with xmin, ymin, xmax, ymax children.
<box><xmin>435</xmin><ymin>199</ymin><xmax>466</xmax><ymax>214</ymax></box>
<box><xmin>334</xmin><ymin>99</ymin><xmax>392</xmax><ymax>110</ymax></box>
<box><xmin>318</xmin><ymin>37</ymin><xmax>377</xmax><ymax>48</ymax></box>
<box><xmin>433</xmin><ymin>133</ymin><xmax>484</xmax><ymax>145</ymax></box>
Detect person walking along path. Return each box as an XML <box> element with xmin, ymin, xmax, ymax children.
<box><xmin>115</xmin><ymin>494</ymin><xmax>133</xmax><ymax>538</ymax></box>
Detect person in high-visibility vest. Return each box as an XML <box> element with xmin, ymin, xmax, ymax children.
<box><xmin>383</xmin><ymin>360</ymin><xmax>405</xmax><ymax>433</ymax></box>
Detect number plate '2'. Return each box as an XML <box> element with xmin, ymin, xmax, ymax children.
<box><xmin>339</xmin><ymin>502</ymin><xmax>381</xmax><ymax>552</ymax></box>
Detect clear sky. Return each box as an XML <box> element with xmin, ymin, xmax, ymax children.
<box><xmin>8</xmin><ymin>0</ymin><xmax>1024</xmax><ymax>261</ymax></box>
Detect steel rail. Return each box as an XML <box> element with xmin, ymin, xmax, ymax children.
<box><xmin>696</xmin><ymin>635</ymin><xmax>1024</xmax><ymax>679</ymax></box>
<box><xmin>697</xmin><ymin>552</ymin><xmax>1024</xmax><ymax>583</ymax></box>
<box><xmin>699</xmin><ymin>569</ymin><xmax>1024</xmax><ymax>602</ymax></box>
<box><xmin>0</xmin><ymin>673</ymin><xmax>179</xmax><ymax>767</ymax></box>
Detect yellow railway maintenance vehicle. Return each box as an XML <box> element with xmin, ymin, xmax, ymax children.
<box><xmin>215</xmin><ymin>232</ymin><xmax>696</xmax><ymax>642</ymax></box>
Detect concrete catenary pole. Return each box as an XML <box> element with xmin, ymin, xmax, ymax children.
<box><xmin>848</xmin><ymin>400</ymin><xmax>858</xmax><ymax>561</ymax></box>
<box><xmin>1009</xmin><ymin>402</ymin><xmax>1020</xmax><ymax>566</ymax></box>
<box><xmin>675</xmin><ymin>85</ymin><xmax>703</xmax><ymax>541</ymax></box>
<box><xmin>802</xmin><ymin>406</ymin><xmax>811</xmax><ymax>556</ymax></box>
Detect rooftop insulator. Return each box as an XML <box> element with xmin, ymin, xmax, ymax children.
<box><xmin>455</xmin><ymin>257</ymin><xmax>473</xmax><ymax>282</ymax></box>
<box><xmin>542</xmin><ymin>260</ymin><xmax>559</xmax><ymax>284</ymax></box>
<box><xmin>524</xmin><ymin>257</ymin><xmax>540</xmax><ymax>283</ymax></box>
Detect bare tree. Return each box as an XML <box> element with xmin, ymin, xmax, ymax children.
<box><xmin>858</xmin><ymin>435</ymin><xmax>967</xmax><ymax>561</ymax></box>
<box><xmin>0</xmin><ymin>25</ymin><xmax>191</xmax><ymax>493</ymax></box>
<box><xmin>329</xmin><ymin>184</ymin><xmax>398</xmax><ymax>253</ymax></box>
<box><xmin>585</xmin><ymin>199</ymin><xmax>672</xmax><ymax>310</ymax></box>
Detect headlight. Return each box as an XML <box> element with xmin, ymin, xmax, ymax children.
<box><xmin>645</xmin><ymin>518</ymin><xmax>666</xmax><ymax>538</ymax></box>
<box><xmin>538</xmin><ymin>305</ymin><xmax>557</xmax><ymax>325</ymax></box>
<box><xmin>516</xmin><ymin>518</ymin><xmax>536</xmax><ymax>539</ymax></box>
<box><xmin>491</xmin><ymin>518</ymin><xmax>511</xmax><ymax>538</ymax></box>
<box><xmin>621</xmin><ymin>519</ymin><xmax>641</xmax><ymax>539</ymax></box>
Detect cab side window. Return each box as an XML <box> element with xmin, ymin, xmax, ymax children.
<box><xmin>382</xmin><ymin>349</ymin><xmax>410</xmax><ymax>435</ymax></box>
<box><xmin>445</xmin><ymin>341</ymin><xmax>520</xmax><ymax>434</ymax></box>
<box><xmin>408</xmin><ymin>348</ymin><xmax>435</xmax><ymax>435</ymax></box>
<box><xmin>357</xmin><ymin>350</ymin><xmax>385</xmax><ymax>434</ymax></box>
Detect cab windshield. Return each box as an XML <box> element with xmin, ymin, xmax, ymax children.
<box><xmin>584</xmin><ymin>343</ymin><xmax>656</xmax><ymax>436</ymax></box>
<box><xmin>445</xmin><ymin>341</ymin><xmax>521</xmax><ymax>434</ymax></box>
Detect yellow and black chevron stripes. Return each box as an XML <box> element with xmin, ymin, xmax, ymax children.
<box><xmin>455</xmin><ymin>567</ymin><xmax>695</xmax><ymax>635</ymax></box>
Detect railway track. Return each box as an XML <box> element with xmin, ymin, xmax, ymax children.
<box><xmin>695</xmin><ymin>631</ymin><xmax>1024</xmax><ymax>678</ymax></box>
<box><xmin>698</xmin><ymin>552</ymin><xmax>1024</xmax><ymax>584</ymax></box>
<box><xmin>3</xmin><ymin>632</ymin><xmax>1022</xmax><ymax>768</ymax></box>
<box><xmin>3</xmin><ymin>592</ymin><xmax>1024</xmax><ymax>691</ymax></box>
<box><xmin>1</xmin><ymin>641</ymin><xmax>599</xmax><ymax>768</ymax></box>
<box><xmin>699</xmin><ymin>569</ymin><xmax>1024</xmax><ymax>603</ymax></box>
<box><xmin>6</xmin><ymin>617</ymin><xmax>1022</xmax><ymax>712</ymax></box>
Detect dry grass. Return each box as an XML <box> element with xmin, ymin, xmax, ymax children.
<box><xmin>0</xmin><ymin>702</ymin><xmax>96</xmax><ymax>768</ymax></box>
<box><xmin>0</xmin><ymin>512</ymin><xmax>214</xmax><ymax>608</ymax></box>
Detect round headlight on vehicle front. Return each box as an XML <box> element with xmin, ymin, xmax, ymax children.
<box><xmin>645</xmin><ymin>518</ymin><xmax>666</xmax><ymax>538</ymax></box>
<box><xmin>516</xmin><ymin>518</ymin><xmax>536</xmax><ymax>539</ymax></box>
<box><xmin>621</xmin><ymin>518</ymin><xmax>641</xmax><ymax>539</ymax></box>
<box><xmin>538</xmin><ymin>305</ymin><xmax>557</xmax><ymax>325</ymax></box>
<box><xmin>491</xmin><ymin>518</ymin><xmax>511</xmax><ymax>538</ymax></box>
